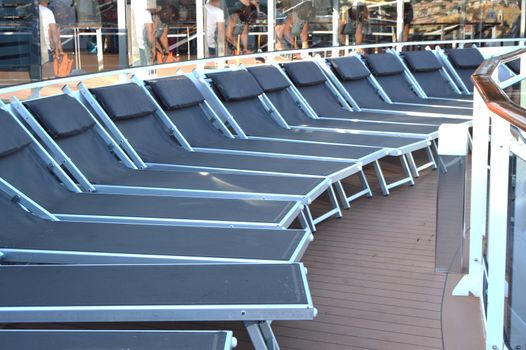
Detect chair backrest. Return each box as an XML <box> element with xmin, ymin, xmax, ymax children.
<box><xmin>145</xmin><ymin>76</ymin><xmax>232</xmax><ymax>146</ymax></box>
<box><xmin>281</xmin><ymin>61</ymin><xmax>352</xmax><ymax>117</ymax></box>
<box><xmin>0</xmin><ymin>109</ymin><xmax>70</xmax><ymax>206</ymax></box>
<box><xmin>247</xmin><ymin>65</ymin><xmax>311</xmax><ymax>125</ymax></box>
<box><xmin>446</xmin><ymin>48</ymin><xmax>484</xmax><ymax>92</ymax></box>
<box><xmin>24</xmin><ymin>94</ymin><xmax>128</xmax><ymax>182</ymax></box>
<box><xmin>91</xmin><ymin>82</ymin><xmax>190</xmax><ymax>161</ymax></box>
<box><xmin>402</xmin><ymin>50</ymin><xmax>459</xmax><ymax>98</ymax></box>
<box><xmin>327</xmin><ymin>56</ymin><xmax>388</xmax><ymax>109</ymax></box>
<box><xmin>207</xmin><ymin>70</ymin><xmax>284</xmax><ymax>136</ymax></box>
<box><xmin>364</xmin><ymin>53</ymin><xmax>420</xmax><ymax>102</ymax></box>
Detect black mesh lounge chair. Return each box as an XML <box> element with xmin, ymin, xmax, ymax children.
<box><xmin>321</xmin><ymin>56</ymin><xmax>473</xmax><ymax>126</ymax></box>
<box><xmin>400</xmin><ymin>50</ymin><xmax>472</xmax><ymax>101</ymax></box>
<box><xmin>363</xmin><ymin>53</ymin><xmax>473</xmax><ymax>112</ymax></box>
<box><xmin>0</xmin><ymin>192</ymin><xmax>312</xmax><ymax>264</ymax></box>
<box><xmin>0</xmin><ymin>262</ymin><xmax>314</xmax><ymax>350</ymax></box>
<box><xmin>0</xmin><ymin>109</ymin><xmax>303</xmax><ymax>229</ymax></box>
<box><xmin>249</xmin><ymin>64</ymin><xmax>440</xmax><ymax>138</ymax></box>
<box><xmin>81</xmin><ymin>82</ymin><xmax>345</xmax><ymax>227</ymax></box>
<box><xmin>324</xmin><ymin>55</ymin><xmax>473</xmax><ymax>119</ymax></box>
<box><xmin>75</xmin><ymin>79</ymin><xmax>363</xmax><ymax>184</ymax></box>
<box><xmin>247</xmin><ymin>64</ymin><xmax>437</xmax><ymax>177</ymax></box>
<box><xmin>129</xmin><ymin>76</ymin><xmax>380</xmax><ymax>203</ymax></box>
<box><xmin>14</xmin><ymin>94</ymin><xmax>331</xmax><ymax>229</ymax></box>
<box><xmin>439</xmin><ymin>47</ymin><xmax>484</xmax><ymax>94</ymax></box>
<box><xmin>0</xmin><ymin>330</ymin><xmax>237</xmax><ymax>350</ymax></box>
<box><xmin>198</xmin><ymin>69</ymin><xmax>443</xmax><ymax>193</ymax></box>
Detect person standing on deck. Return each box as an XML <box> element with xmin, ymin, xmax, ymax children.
<box><xmin>205</xmin><ymin>0</ymin><xmax>226</xmax><ymax>57</ymax></box>
<box><xmin>39</xmin><ymin>0</ymin><xmax>63</xmax><ymax>78</ymax></box>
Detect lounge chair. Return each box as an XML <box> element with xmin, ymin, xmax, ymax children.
<box><xmin>0</xmin><ymin>262</ymin><xmax>314</xmax><ymax>350</ymax></box>
<box><xmin>247</xmin><ymin>63</ymin><xmax>437</xmax><ymax>178</ymax></box>
<box><xmin>0</xmin><ymin>108</ymin><xmax>304</xmax><ymax>229</ymax></box>
<box><xmin>196</xmin><ymin>69</ymin><xmax>436</xmax><ymax>194</ymax></box>
<box><xmin>251</xmin><ymin>63</ymin><xmax>440</xmax><ymax>138</ymax></box>
<box><xmin>12</xmin><ymin>94</ymin><xmax>332</xmax><ymax>229</ymax></box>
<box><xmin>132</xmin><ymin>75</ymin><xmax>377</xmax><ymax>205</ymax></box>
<box><xmin>363</xmin><ymin>53</ymin><xmax>473</xmax><ymax>111</ymax></box>
<box><xmin>398</xmin><ymin>50</ymin><xmax>472</xmax><ymax>101</ymax></box>
<box><xmin>436</xmin><ymin>47</ymin><xmax>484</xmax><ymax>94</ymax></box>
<box><xmin>0</xmin><ymin>329</ymin><xmax>237</xmax><ymax>350</ymax></box>
<box><xmin>81</xmin><ymin>82</ymin><xmax>348</xmax><ymax>227</ymax></box>
<box><xmin>0</xmin><ymin>190</ymin><xmax>312</xmax><ymax>264</ymax></box>
<box><xmin>324</xmin><ymin>55</ymin><xmax>473</xmax><ymax>119</ymax></box>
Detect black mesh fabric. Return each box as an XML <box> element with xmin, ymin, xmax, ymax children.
<box><xmin>328</xmin><ymin>57</ymin><xmax>371</xmax><ymax>81</ymax></box>
<box><xmin>24</xmin><ymin>95</ymin><xmax>95</xmax><ymax>139</ymax></box>
<box><xmin>265</xmin><ymin>90</ymin><xmax>438</xmax><ymax>135</ymax></box>
<box><xmin>0</xmin><ymin>110</ymin><xmax>32</xmax><ymax>157</ymax></box>
<box><xmin>0</xmin><ymin>263</ymin><xmax>309</xmax><ymax>306</ymax></box>
<box><xmin>0</xmin><ymin>195</ymin><xmax>304</xmax><ymax>261</ymax></box>
<box><xmin>365</xmin><ymin>53</ymin><xmax>405</xmax><ymax>76</ymax></box>
<box><xmin>282</xmin><ymin>61</ymin><xmax>326</xmax><ymax>86</ymax></box>
<box><xmin>147</xmin><ymin>76</ymin><xmax>205</xmax><ymax>110</ymax></box>
<box><xmin>0</xmin><ymin>330</ymin><xmax>229</xmax><ymax>350</ymax></box>
<box><xmin>91</xmin><ymin>83</ymin><xmax>158</xmax><ymax>120</ymax></box>
<box><xmin>0</xmin><ymin>147</ymin><xmax>71</xmax><ymax>206</ymax></box>
<box><xmin>447</xmin><ymin>48</ymin><xmax>484</xmax><ymax>68</ymax></box>
<box><xmin>294</xmin><ymin>84</ymin><xmax>355</xmax><ymax>118</ymax></box>
<box><xmin>164</xmin><ymin>106</ymin><xmax>228</xmax><ymax>145</ymax></box>
<box><xmin>209</xmin><ymin>70</ymin><xmax>263</xmax><ymax>101</ymax></box>
<box><xmin>402</xmin><ymin>51</ymin><xmax>442</xmax><ymax>72</ymax></box>
<box><xmin>247</xmin><ymin>65</ymin><xmax>291</xmax><ymax>92</ymax></box>
<box><xmin>223</xmin><ymin>99</ymin><xmax>425</xmax><ymax>149</ymax></box>
<box><xmin>410</xmin><ymin>70</ymin><xmax>466</xmax><ymax>99</ymax></box>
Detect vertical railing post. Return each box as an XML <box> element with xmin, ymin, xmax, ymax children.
<box><xmin>196</xmin><ymin>0</ymin><xmax>205</xmax><ymax>59</ymax></box>
<box><xmin>485</xmin><ymin>115</ymin><xmax>510</xmax><ymax>350</ymax></box>
<box><xmin>453</xmin><ymin>90</ymin><xmax>489</xmax><ymax>297</ymax></box>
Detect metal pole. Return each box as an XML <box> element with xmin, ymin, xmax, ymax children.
<box><xmin>117</xmin><ymin>0</ymin><xmax>127</xmax><ymax>68</ymax></box>
<box><xmin>396</xmin><ymin>0</ymin><xmax>404</xmax><ymax>50</ymax></box>
<box><xmin>267</xmin><ymin>0</ymin><xmax>275</xmax><ymax>51</ymax></box>
<box><xmin>196</xmin><ymin>0</ymin><xmax>205</xmax><ymax>59</ymax></box>
<box><xmin>332</xmin><ymin>0</ymin><xmax>339</xmax><ymax>47</ymax></box>
<box><xmin>521</xmin><ymin>0</ymin><xmax>526</xmax><ymax>39</ymax></box>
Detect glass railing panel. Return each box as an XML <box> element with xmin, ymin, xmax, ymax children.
<box><xmin>506</xmin><ymin>154</ymin><xmax>526</xmax><ymax>350</ymax></box>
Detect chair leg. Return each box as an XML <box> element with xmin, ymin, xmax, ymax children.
<box><xmin>406</xmin><ymin>152</ymin><xmax>420</xmax><ymax>178</ymax></box>
<box><xmin>326</xmin><ymin>185</ymin><xmax>343</xmax><ymax>219</ymax></box>
<box><xmin>358</xmin><ymin>169</ymin><xmax>373</xmax><ymax>198</ymax></box>
<box><xmin>334</xmin><ymin>181</ymin><xmax>351</xmax><ymax>209</ymax></box>
<box><xmin>299</xmin><ymin>207</ymin><xmax>315</xmax><ymax>232</ymax></box>
<box><xmin>245</xmin><ymin>321</ymin><xmax>280</xmax><ymax>350</ymax></box>
<box><xmin>400</xmin><ymin>154</ymin><xmax>415</xmax><ymax>186</ymax></box>
<box><xmin>373</xmin><ymin>160</ymin><xmax>390</xmax><ymax>196</ymax></box>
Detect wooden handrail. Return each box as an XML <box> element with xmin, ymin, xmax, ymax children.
<box><xmin>472</xmin><ymin>48</ymin><xmax>526</xmax><ymax>132</ymax></box>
